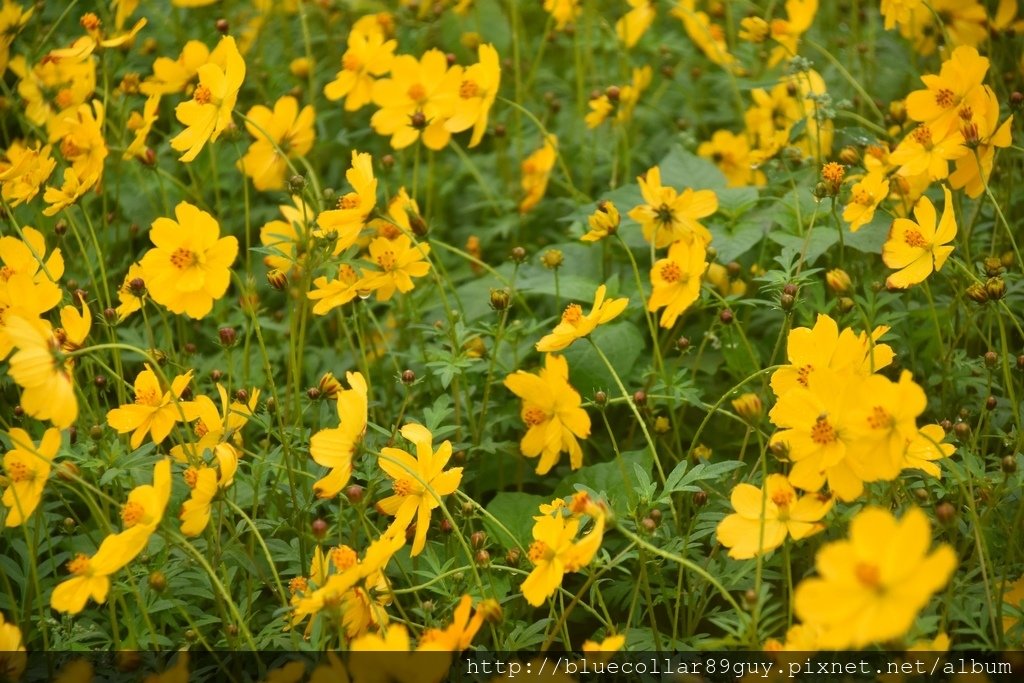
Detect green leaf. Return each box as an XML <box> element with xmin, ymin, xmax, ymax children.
<box><xmin>657</xmin><ymin>146</ymin><xmax>728</xmax><ymax>190</ymax></box>
<box><xmin>555</xmin><ymin>449</ymin><xmax>651</xmax><ymax>514</ymax></box>
<box><xmin>767</xmin><ymin>226</ymin><xmax>840</xmax><ymax>265</ymax></box>
<box><xmin>482</xmin><ymin>492</ymin><xmax>547</xmax><ymax>548</ymax></box>
<box><xmin>660</xmin><ymin>459</ymin><xmax>745</xmax><ymax>500</ymax></box>
<box><xmin>563</xmin><ymin>321</ymin><xmax>645</xmax><ymax>395</ymax></box>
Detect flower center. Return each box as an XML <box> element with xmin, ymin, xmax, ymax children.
<box><xmin>855</xmin><ymin>561</ymin><xmax>881</xmax><ymax>588</ymax></box>
<box><xmin>459</xmin><ymin>80</ymin><xmax>480</xmax><ymax>99</ymax></box>
<box><xmin>135</xmin><ymin>388</ymin><xmax>160</xmax><ymax>405</ymax></box>
<box><xmin>194</xmin><ymin>420</ymin><xmax>209</xmax><ymax>438</ymax></box>
<box><xmin>796</xmin><ymin>363</ymin><xmax>814</xmax><ymax>387</ymax></box>
<box><xmin>55</xmin><ymin>88</ymin><xmax>75</xmax><ymax>109</ymax></box>
<box><xmin>853</xmin><ymin>188</ymin><xmax>874</xmax><ymax>206</ymax></box>
<box><xmin>654</xmin><ymin>203</ymin><xmax>675</xmax><ymax>226</ymax></box>
<box><xmin>60</xmin><ymin>136</ymin><xmax>82</xmax><ymax>158</ymax></box>
<box><xmin>810</xmin><ymin>415</ymin><xmax>837</xmax><ymax>445</ymax></box>
<box><xmin>393</xmin><ymin>478</ymin><xmax>415</xmax><ymax>496</ymax></box>
<box><xmin>659</xmin><ymin>262</ymin><xmax>683</xmax><ymax>283</ymax></box>
<box><xmin>342</xmin><ymin>53</ymin><xmax>361</xmax><ymax>72</ymax></box>
<box><xmin>80</xmin><ymin>13</ymin><xmax>101</xmax><ymax>31</ymax></box>
<box><xmin>528</xmin><ymin>540</ymin><xmax>551</xmax><ymax>563</ymax></box>
<box><xmin>331</xmin><ymin>545</ymin><xmax>358</xmax><ymax>571</ymax></box>
<box><xmin>183</xmin><ymin>467</ymin><xmax>199</xmax><ymax>489</ymax></box>
<box><xmin>170</xmin><ymin>247</ymin><xmax>198</xmax><ymax>270</ymax></box>
<box><xmin>375</xmin><ymin>249</ymin><xmax>397</xmax><ymax>272</ymax></box>
<box><xmin>770</xmin><ymin>490</ymin><xmax>794</xmax><ymax>509</ymax></box>
<box><xmin>121</xmin><ymin>501</ymin><xmax>145</xmax><ymax>527</ymax></box>
<box><xmin>337</xmin><ymin>193</ymin><xmax>360</xmax><ymax>210</ymax></box>
<box><xmin>6</xmin><ymin>460</ymin><xmax>31</xmax><ymax>483</ymax></box>
<box><xmin>67</xmin><ymin>553</ymin><xmax>91</xmax><ymax>576</ymax></box>
<box><xmin>407</xmin><ymin>83</ymin><xmax>427</xmax><ymax>103</ymax></box>
<box><xmin>193</xmin><ymin>85</ymin><xmax>213</xmax><ymax>104</ymax></box>
<box><xmin>561</xmin><ymin>303</ymin><xmax>583</xmax><ymax>325</ymax></box>
<box><xmin>911</xmin><ymin>125</ymin><xmax>933</xmax><ymax>148</ymax></box>
<box><xmin>866</xmin><ymin>405</ymin><xmax>893</xmax><ymax>430</ymax></box>
<box><xmin>523</xmin><ymin>407</ymin><xmax>547</xmax><ymax>426</ymax></box>
<box><xmin>289</xmin><ymin>576</ymin><xmax>309</xmax><ymax>594</ymax></box>
<box><xmin>0</xmin><ymin>265</ymin><xmax>14</xmax><ymax>281</ymax></box>
<box><xmin>903</xmin><ymin>229</ymin><xmax>927</xmax><ymax>248</ymax></box>
<box><xmin>934</xmin><ymin>88</ymin><xmax>955</xmax><ymax>108</ymax></box>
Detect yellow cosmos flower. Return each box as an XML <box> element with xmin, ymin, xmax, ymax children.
<box><xmin>616</xmin><ymin>0</ymin><xmax>656</xmax><ymax>47</ymax></box>
<box><xmin>522</xmin><ymin>502</ymin><xmax>605</xmax><ymax>607</ymax></box>
<box><xmin>769</xmin><ymin>313</ymin><xmax>894</xmax><ymax>398</ymax></box>
<box><xmin>239</xmin><ymin>95</ymin><xmax>315</xmax><ymax>191</ymax></box>
<box><xmin>443</xmin><ymin>43</ymin><xmax>500</xmax><ymax>148</ymax></box>
<box><xmin>2</xmin><ymin>427</ymin><xmax>60</xmax><ymax>527</ymax></box>
<box><xmin>905</xmin><ymin>46</ymin><xmax>989</xmax><ymax>138</ymax></box>
<box><xmin>583</xmin><ymin>633</ymin><xmax>626</xmax><ymax>656</ymax></box>
<box><xmin>180</xmin><ymin>444</ymin><xmax>238</xmax><ymax>536</ymax></box>
<box><xmin>49</xmin><ymin>100</ymin><xmax>107</xmax><ymax>190</ymax></box>
<box><xmin>316</xmin><ymin>151</ymin><xmax>376</xmax><ymax>253</ymax></box>
<box><xmin>716</xmin><ymin>474</ymin><xmax>833</xmax><ymax>559</ymax></box>
<box><xmin>648</xmin><ymin>238</ymin><xmax>708</xmax><ymax>328</ymax></box>
<box><xmin>844</xmin><ymin>370</ymin><xmax>927</xmax><ymax>481</ymax></box>
<box><xmin>842</xmin><ymin>171</ymin><xmax>889</xmax><ymax>232</ymax></box>
<box><xmin>544</xmin><ymin>0</ymin><xmax>581</xmax><ymax>30</ymax></box>
<box><xmin>697</xmin><ymin>130</ymin><xmax>765</xmax><ymax>187</ymax></box>
<box><xmin>903</xmin><ymin>423</ymin><xmax>954</xmax><ymax>478</ymax></box>
<box><xmin>889</xmin><ymin>124</ymin><xmax>967</xmax><ymax>180</ymax></box>
<box><xmin>535</xmin><ymin>284</ymin><xmax>629</xmax><ymax>352</ymax></box>
<box><xmin>324</xmin><ymin>26</ymin><xmax>397</xmax><ymax>112</ymax></box>
<box><xmin>672</xmin><ymin>0</ymin><xmax>738</xmax><ymax>69</ymax></box>
<box><xmin>0</xmin><ymin>141</ymin><xmax>56</xmax><ymax>206</ymax></box>
<box><xmin>519</xmin><ymin>135</ymin><xmax>557</xmax><ymax>214</ymax></box>
<box><xmin>171</xmin><ymin>35</ymin><xmax>246</xmax><ymax>162</ymax></box>
<box><xmin>767</xmin><ymin>0</ymin><xmax>818</xmax><ymax>67</ymax></box>
<box><xmin>370</xmin><ymin>49</ymin><xmax>461</xmax><ymax>150</ymax></box>
<box><xmin>310</xmin><ymin>371</ymin><xmax>368</xmax><ymax>499</ymax></box>
<box><xmin>0</xmin><ymin>1</ymin><xmax>32</xmax><ymax>75</ymax></box>
<box><xmin>139</xmin><ymin>201</ymin><xmax>239</xmax><ymax>319</ymax></box>
<box><xmin>141</xmin><ymin>40</ymin><xmax>212</xmax><ymax>96</ymax></box>
<box><xmin>107</xmin><ymin>365</ymin><xmax>196</xmax><ymax>450</ymax></box>
<box><xmin>52</xmin><ymin>459</ymin><xmax>171</xmax><ymax>614</ymax></box>
<box><xmin>948</xmin><ymin>87</ymin><xmax>1013</xmax><ymax>198</ymax></box>
<box><xmin>0</xmin><ymin>610</ymin><xmax>26</xmax><ymax>681</ymax></box>
<box><xmin>377</xmin><ymin>423</ymin><xmax>463</xmax><ymax>556</ymax></box>
<box><xmin>115</xmin><ymin>262</ymin><xmax>146</xmax><ymax>321</ymax></box>
<box><xmin>503</xmin><ymin>354</ymin><xmax>591</xmax><ymax>475</ymax></box>
<box><xmin>581</xmin><ymin>201</ymin><xmax>620</xmax><ymax>242</ymax></box>
<box><xmin>5</xmin><ymin>316</ymin><xmax>78</xmax><ymax>428</ymax></box>
<box><xmin>260</xmin><ymin>195</ymin><xmax>313</xmax><ymax>276</ymax></box>
<box><xmin>418</xmin><ymin>595</ymin><xmax>487</xmax><ymax>651</ymax></box>
<box><xmin>42</xmin><ymin>167</ymin><xmax>93</xmax><ymax>216</ymax></box>
<box><xmin>882</xmin><ymin>185</ymin><xmax>956</xmax><ymax>289</ymax></box>
<box><xmin>123</xmin><ymin>94</ymin><xmax>160</xmax><ymax>160</ymax></box>
<box><xmin>360</xmin><ymin>234</ymin><xmax>431</xmax><ymax>302</ymax></box>
<box><xmin>880</xmin><ymin>0</ymin><xmax>923</xmax><ymax>31</ymax></box>
<box><xmin>794</xmin><ymin>506</ymin><xmax>956</xmax><ymax>649</ymax></box>
<box><xmin>629</xmin><ymin>166</ymin><xmax>718</xmax><ymax>248</ymax></box>
<box><xmin>0</xmin><ymin>227</ymin><xmax>64</xmax><ymax>321</ymax></box>
<box><xmin>307</xmin><ymin>263</ymin><xmax>364</xmax><ymax>315</ymax></box>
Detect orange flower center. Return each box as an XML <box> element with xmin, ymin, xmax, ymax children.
<box><xmin>55</xmin><ymin>88</ymin><xmax>75</xmax><ymax>110</ymax></box>
<box><xmin>170</xmin><ymin>247</ymin><xmax>198</xmax><ymax>270</ymax></box>
<box><xmin>523</xmin><ymin>407</ymin><xmax>547</xmax><ymax>426</ymax></box>
<box><xmin>810</xmin><ymin>415</ymin><xmax>837</xmax><ymax>445</ymax></box>
<box><xmin>866</xmin><ymin>405</ymin><xmax>893</xmax><ymax>430</ymax></box>
<box><xmin>407</xmin><ymin>83</ymin><xmax>427</xmax><ymax>103</ymax></box>
<box><xmin>459</xmin><ymin>80</ymin><xmax>480</xmax><ymax>99</ymax></box>
<box><xmin>393</xmin><ymin>478</ymin><xmax>415</xmax><ymax>496</ymax></box>
<box><xmin>911</xmin><ymin>125</ymin><xmax>933</xmax><ymax>148</ymax></box>
<box><xmin>853</xmin><ymin>188</ymin><xmax>873</xmax><ymax>206</ymax></box>
<box><xmin>528</xmin><ymin>540</ymin><xmax>551</xmax><ymax>563</ymax></box>
<box><xmin>337</xmin><ymin>193</ymin><xmax>360</xmax><ymax>210</ymax></box>
<box><xmin>6</xmin><ymin>460</ymin><xmax>31</xmax><ymax>483</ymax></box>
<box><xmin>375</xmin><ymin>249</ymin><xmax>397</xmax><ymax>272</ymax></box>
<box><xmin>121</xmin><ymin>501</ymin><xmax>145</xmax><ymax>527</ymax></box>
<box><xmin>289</xmin><ymin>576</ymin><xmax>309</xmax><ymax>594</ymax></box>
<box><xmin>342</xmin><ymin>52</ymin><xmax>361</xmax><ymax>72</ymax></box>
<box><xmin>796</xmin><ymin>363</ymin><xmax>813</xmax><ymax>387</ymax></box>
<box><xmin>855</xmin><ymin>561</ymin><xmax>881</xmax><ymax>588</ymax></box>
<box><xmin>821</xmin><ymin>162</ymin><xmax>845</xmax><ymax>186</ymax></box>
<box><xmin>659</xmin><ymin>261</ymin><xmax>683</xmax><ymax>283</ymax></box>
<box><xmin>194</xmin><ymin>420</ymin><xmax>210</xmax><ymax>438</ymax></box>
<box><xmin>561</xmin><ymin>303</ymin><xmax>583</xmax><ymax>325</ymax></box>
<box><xmin>193</xmin><ymin>85</ymin><xmax>213</xmax><ymax>104</ymax></box>
<box><xmin>903</xmin><ymin>229</ymin><xmax>927</xmax><ymax>248</ymax></box>
<box><xmin>934</xmin><ymin>88</ymin><xmax>955</xmax><ymax>108</ymax></box>
<box><xmin>183</xmin><ymin>467</ymin><xmax>199</xmax><ymax>489</ymax></box>
<box><xmin>331</xmin><ymin>545</ymin><xmax>358</xmax><ymax>571</ymax></box>
<box><xmin>378</xmin><ymin>223</ymin><xmax>401</xmax><ymax>239</ymax></box>
<box><xmin>67</xmin><ymin>553</ymin><xmax>91</xmax><ymax>576</ymax></box>
<box><xmin>135</xmin><ymin>387</ymin><xmax>160</xmax><ymax>405</ymax></box>
<box><xmin>80</xmin><ymin>13</ymin><xmax>101</xmax><ymax>31</ymax></box>
<box><xmin>61</xmin><ymin>136</ymin><xmax>83</xmax><ymax>159</ymax></box>
<box><xmin>0</xmin><ymin>265</ymin><xmax>14</xmax><ymax>281</ymax></box>
<box><xmin>770</xmin><ymin>489</ymin><xmax>794</xmax><ymax>509</ymax></box>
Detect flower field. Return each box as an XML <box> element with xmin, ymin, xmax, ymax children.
<box><xmin>0</xmin><ymin>0</ymin><xmax>1023</xmax><ymax>675</ymax></box>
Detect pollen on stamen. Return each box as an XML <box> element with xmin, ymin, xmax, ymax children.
<box><xmin>660</xmin><ymin>261</ymin><xmax>683</xmax><ymax>283</ymax></box>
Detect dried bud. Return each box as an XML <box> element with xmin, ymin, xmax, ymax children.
<box><xmin>89</xmin><ymin>425</ymin><xmax>103</xmax><ymax>441</ymax></box>
<box><xmin>983</xmin><ymin>257</ymin><xmax>1004</xmax><ymax>277</ymax></box>
<box><xmin>312</xmin><ymin>518</ymin><xmax>328</xmax><ymax>539</ymax></box>
<box><xmin>474</xmin><ymin>549</ymin><xmax>490</xmax><ymax>566</ymax></box>
<box><xmin>104</xmin><ymin>307</ymin><xmax>117</xmax><ymax>322</ymax></box>
<box><xmin>744</xmin><ymin>589</ymin><xmax>758</xmax><ymax>608</ymax></box>
<box><xmin>471</xmin><ymin>531</ymin><xmax>487</xmax><ymax>549</ymax></box>
<box><xmin>62</xmin><ymin>517</ymin><xmax>76</xmax><ymax>532</ymax></box>
<box><xmin>401</xmin><ymin>369</ymin><xmax>416</xmax><ymax>385</ymax></box>
<box><xmin>410</xmin><ymin>111</ymin><xmax>427</xmax><ymax>129</ymax></box>
<box><xmin>1011</xmin><ymin>91</ymin><xmax>1024</xmax><ymax>110</ymax></box>
<box><xmin>780</xmin><ymin>293</ymin><xmax>795</xmax><ymax>310</ymax></box>
<box><xmin>94</xmin><ymin>374</ymin><xmax>107</xmax><ymax>388</ymax></box>
<box><xmin>267</xmin><ymin>268</ymin><xmax>288</xmax><ymax>291</ymax></box>
<box><xmin>218</xmin><ymin>326</ymin><xmax>237</xmax><ymax>347</ymax></box>
<box><xmin>489</xmin><ymin>288</ymin><xmax>511</xmax><ymax>311</ymax></box>
<box><xmin>440</xmin><ymin>518</ymin><xmax>454</xmax><ymax>533</ymax></box>
<box><xmin>935</xmin><ymin>501</ymin><xmax>956</xmax><ymax>525</ymax></box>
<box><xmin>306</xmin><ymin>387</ymin><xmax>321</xmax><ymax>401</ymax></box>
<box><xmin>605</xmin><ymin>85</ymin><xmax>621</xmax><ymax>102</ymax></box>
<box><xmin>287</xmin><ymin>174</ymin><xmax>306</xmax><ymax>194</ymax></box>
<box><xmin>493</xmin><ymin>124</ymin><xmax>506</xmax><ymax>138</ymax></box>
<box><xmin>128</xmin><ymin>277</ymin><xmax>146</xmax><ymax>297</ymax></box>
<box><xmin>914</xmin><ymin>488</ymin><xmax>929</xmax><ymax>502</ymax></box>
<box><xmin>505</xmin><ymin>548</ymin><xmax>521</xmax><ymax>566</ymax></box>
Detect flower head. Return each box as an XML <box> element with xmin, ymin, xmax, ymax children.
<box><xmin>647</xmin><ymin>239</ymin><xmax>708</xmax><ymax>328</ymax></box>
<box><xmin>324</xmin><ymin>26</ymin><xmax>397</xmax><ymax>112</ymax></box>
<box><xmin>106</xmin><ymin>364</ymin><xmax>196</xmax><ymax>450</ymax></box>
<box><xmin>170</xmin><ymin>35</ymin><xmax>246</xmax><ymax>162</ymax></box>
<box><xmin>522</xmin><ymin>502</ymin><xmax>605</xmax><ymax>606</ymax></box>
<box><xmin>882</xmin><ymin>186</ymin><xmax>956</xmax><ymax>289</ymax></box>
<box><xmin>238</xmin><ymin>95</ymin><xmax>315</xmax><ymax>191</ymax></box>
<box><xmin>519</xmin><ymin>135</ymin><xmax>557</xmax><ymax>214</ymax></box>
<box><xmin>443</xmin><ymin>44</ymin><xmax>500</xmax><ymax>148</ymax></box>
<box><xmin>535</xmin><ymin>284</ymin><xmax>629</xmax><ymax>352</ymax></box>
<box><xmin>2</xmin><ymin>427</ymin><xmax>60</xmax><ymax>527</ymax></box>
<box><xmin>310</xmin><ymin>372</ymin><xmax>368</xmax><ymax>499</ymax></box>
<box><xmin>629</xmin><ymin>166</ymin><xmax>718</xmax><ymax>248</ymax></box>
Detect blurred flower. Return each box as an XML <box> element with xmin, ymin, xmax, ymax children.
<box><xmin>0</xmin><ymin>610</ymin><xmax>25</xmax><ymax>681</ymax></box>
<box><xmin>443</xmin><ymin>44</ymin><xmax>500</xmax><ymax>147</ymax></box>
<box><xmin>581</xmin><ymin>201</ymin><xmax>620</xmax><ymax>242</ymax></box>
<box><xmin>544</xmin><ymin>0</ymin><xmax>581</xmax><ymax>30</ymax></box>
<box><xmin>2</xmin><ymin>427</ymin><xmax>59</xmax><ymax>527</ymax></box>
<box><xmin>698</xmin><ymin>130</ymin><xmax>765</xmax><ymax>187</ymax></box>
<box><xmin>616</xmin><ymin>0</ymin><xmax>656</xmax><ymax>48</ymax></box>
<box><xmin>239</xmin><ymin>95</ymin><xmax>316</xmax><ymax>191</ymax></box>
<box><xmin>767</xmin><ymin>0</ymin><xmax>818</xmax><ymax>67</ymax></box>
<box><xmin>522</xmin><ymin>502</ymin><xmax>604</xmax><ymax>606</ymax></box>
<box><xmin>171</xmin><ymin>35</ymin><xmax>246</xmax><ymax>162</ymax></box>
<box><xmin>316</xmin><ymin>151</ymin><xmax>376</xmax><ymax>253</ymax></box>
<box><xmin>5</xmin><ymin>316</ymin><xmax>78</xmax><ymax>428</ymax></box>
<box><xmin>140</xmin><ymin>40</ymin><xmax>213</xmax><ymax>96</ymax></box>
<box><xmin>504</xmin><ymin>354</ymin><xmax>591</xmax><ymax>475</ymax></box>
<box><xmin>519</xmin><ymin>135</ymin><xmax>557</xmax><ymax>213</ymax></box>
<box><xmin>324</xmin><ymin>27</ymin><xmax>396</xmax><ymax>112</ymax></box>
<box><xmin>794</xmin><ymin>506</ymin><xmax>956</xmax><ymax>648</ymax></box>
<box><xmin>259</xmin><ymin>196</ymin><xmax>313</xmax><ymax>276</ymax></box>
<box><xmin>418</xmin><ymin>595</ymin><xmax>486</xmax><ymax>651</ymax></box>
<box><xmin>0</xmin><ymin>141</ymin><xmax>56</xmax><ymax>206</ymax></box>
<box><xmin>882</xmin><ymin>185</ymin><xmax>956</xmax><ymax>289</ymax></box>
<box><xmin>902</xmin><ymin>423</ymin><xmax>954</xmax><ymax>477</ymax></box>
<box><xmin>371</xmin><ymin>49</ymin><xmax>461</xmax><ymax>150</ymax></box>
<box><xmin>310</xmin><ymin>372</ymin><xmax>368</xmax><ymax>499</ymax></box>
<box><xmin>535</xmin><ymin>284</ymin><xmax>629</xmax><ymax>352</ymax></box>
<box><xmin>180</xmin><ymin>444</ymin><xmax>238</xmax><ymax>536</ymax></box>
<box><xmin>842</xmin><ymin>171</ymin><xmax>889</xmax><ymax>232</ymax></box>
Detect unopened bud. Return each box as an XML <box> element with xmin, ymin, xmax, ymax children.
<box><xmin>401</xmin><ymin>369</ymin><xmax>416</xmax><ymax>385</ymax></box>
<box><xmin>218</xmin><ymin>327</ymin><xmax>237</xmax><ymax>347</ymax></box>
<box><xmin>965</xmin><ymin>282</ymin><xmax>989</xmax><ymax>304</ymax></box>
<box><xmin>312</xmin><ymin>519</ymin><xmax>328</xmax><ymax>538</ymax></box>
<box><xmin>489</xmin><ymin>288</ymin><xmax>511</xmax><ymax>311</ymax></box>
<box><xmin>267</xmin><ymin>268</ymin><xmax>288</xmax><ymax>291</ymax></box>
<box><xmin>935</xmin><ymin>501</ymin><xmax>956</xmax><ymax>525</ymax></box>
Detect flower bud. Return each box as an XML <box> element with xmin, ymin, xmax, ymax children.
<box><xmin>984</xmin><ymin>351</ymin><xmax>998</xmax><ymax>368</ymax></box>
<box><xmin>489</xmin><ymin>288</ymin><xmax>511</xmax><ymax>311</ymax></box>
<box><xmin>345</xmin><ymin>485</ymin><xmax>364</xmax><ymax>504</ymax></box>
<box><xmin>1002</xmin><ymin>455</ymin><xmax>1017</xmax><ymax>474</ymax></box>
<box><xmin>985</xmin><ymin>277</ymin><xmax>1006</xmax><ymax>300</ymax></box>
<box><xmin>287</xmin><ymin>174</ymin><xmax>306</xmax><ymax>194</ymax></box>
<box><xmin>218</xmin><ymin>326</ymin><xmax>237</xmax><ymax>347</ymax></box>
<box><xmin>654</xmin><ymin>416</ymin><xmax>670</xmax><ymax>433</ymax></box>
<box><xmin>720</xmin><ymin>308</ymin><xmax>734</xmax><ymax>325</ymax></box>
<box><xmin>985</xmin><ymin>395</ymin><xmax>997</xmax><ymax>410</ymax></box>
<box><xmin>965</xmin><ymin>282</ymin><xmax>989</xmax><ymax>304</ymax></box>
<box><xmin>401</xmin><ymin>369</ymin><xmax>416</xmax><ymax>385</ymax></box>
<box><xmin>825</xmin><ymin>269</ymin><xmax>851</xmax><ymax>294</ymax></box>
<box><xmin>540</xmin><ymin>249</ymin><xmax>564</xmax><ymax>269</ymax></box>
<box><xmin>693</xmin><ymin>490</ymin><xmax>708</xmax><ymax>506</ymax></box>
<box><xmin>731</xmin><ymin>393</ymin><xmax>763</xmax><ymax>423</ymax></box>
<box><xmin>267</xmin><ymin>268</ymin><xmax>288</xmax><ymax>291</ymax></box>
<box><xmin>633</xmin><ymin>390</ymin><xmax>646</xmax><ymax>406</ymax></box>
<box><xmin>471</xmin><ymin>531</ymin><xmax>487</xmax><ymax>549</ymax></box>
<box><xmin>838</xmin><ymin>146</ymin><xmax>860</xmax><ymax>165</ymax></box>
<box><xmin>594</xmin><ymin>390</ymin><xmax>607</xmax><ymax>405</ymax></box>
<box><xmin>149</xmin><ymin>570</ymin><xmax>167</xmax><ymax>592</ymax></box>
<box><xmin>312</xmin><ymin>519</ymin><xmax>328</xmax><ymax>539</ymax></box>
<box><xmin>510</xmin><ymin>247</ymin><xmax>527</xmax><ymax>263</ymax></box>
<box><xmin>215</xmin><ymin>18</ymin><xmax>229</xmax><ymax>33</ymax></box>
<box><xmin>935</xmin><ymin>501</ymin><xmax>956</xmax><ymax>525</ymax></box>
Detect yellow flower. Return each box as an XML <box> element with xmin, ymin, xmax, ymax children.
<box><xmin>522</xmin><ymin>503</ymin><xmax>605</xmax><ymax>606</ymax></box>
<box><xmin>115</xmin><ymin>262</ymin><xmax>146</xmax><ymax>321</ymax></box>
<box><xmin>0</xmin><ymin>141</ymin><xmax>56</xmax><ymax>206</ymax></box>
<box><xmin>0</xmin><ymin>227</ymin><xmax>64</xmax><ymax>328</ymax></box>
<box><xmin>903</xmin><ymin>423</ymin><xmax>954</xmax><ymax>478</ymax></box>
<box><xmin>239</xmin><ymin>95</ymin><xmax>316</xmax><ymax>191</ymax></box>
<box><xmin>716</xmin><ymin>474</ymin><xmax>833</xmax><ymax>559</ymax></box>
<box><xmin>906</xmin><ymin>45</ymin><xmax>991</xmax><ymax>134</ymax></box>
<box><xmin>377</xmin><ymin>423</ymin><xmax>464</xmax><ymax>556</ymax></box>
<box><xmin>50</xmin><ymin>100</ymin><xmax>107</xmax><ymax>190</ymax></box>
<box><xmin>582</xmin><ymin>633</ymin><xmax>626</xmax><ymax>657</ymax></box>
<box><xmin>738</xmin><ymin>16</ymin><xmax>770</xmax><ymax>42</ymax></box>
<box><xmin>443</xmin><ymin>44</ymin><xmax>500</xmax><ymax>148</ymax></box>
<box><xmin>5</xmin><ymin>316</ymin><xmax>78</xmax><ymax>428</ymax></box>
<box><xmin>519</xmin><ymin>135</ymin><xmax>557</xmax><ymax>213</ymax></box>
<box><xmin>629</xmin><ymin>166</ymin><xmax>718</xmax><ymax>248</ymax></box>
<box><xmin>360</xmin><ymin>234</ymin><xmax>431</xmax><ymax>302</ymax></box>
<box><xmin>581</xmin><ymin>201</ymin><xmax>620</xmax><ymax>242</ymax></box>
<box><xmin>260</xmin><ymin>196</ymin><xmax>313</xmax><ymax>275</ymax></box>
<box><xmin>844</xmin><ymin>370</ymin><xmax>926</xmax><ymax>482</ymax></box>
<box><xmin>42</xmin><ymin>167</ymin><xmax>93</xmax><ymax>216</ymax></box>
<box><xmin>0</xmin><ymin>0</ymin><xmax>32</xmax><ymax>75</ymax></box>
<box><xmin>307</xmin><ymin>263</ymin><xmax>364</xmax><ymax>315</ymax></box>
<box><xmin>310</xmin><ymin>372</ymin><xmax>368</xmax><ymax>499</ymax></box>
<box><xmin>0</xmin><ymin>610</ymin><xmax>26</xmax><ymax>681</ymax></box>
<box><xmin>880</xmin><ymin>0</ymin><xmax>923</xmax><ymax>31</ymax></box>
<box><xmin>769</xmin><ymin>313</ymin><xmax>894</xmax><ymax>399</ymax></box>
<box><xmin>316</xmin><ymin>151</ymin><xmax>376</xmax><ymax>253</ymax></box>
<box><xmin>170</xmin><ymin>35</ymin><xmax>246</xmax><ymax>162</ymax></box>
<box><xmin>504</xmin><ymin>354</ymin><xmax>591</xmax><ymax>475</ymax></box>
<box><xmin>140</xmin><ymin>39</ymin><xmax>211</xmax><ymax>96</ymax></box>
<box><xmin>370</xmin><ymin>49</ymin><xmax>461</xmax><ymax>150</ymax></box>
<box><xmin>767</xmin><ymin>0</ymin><xmax>818</xmax><ymax>67</ymax></box>
<box><xmin>106</xmin><ymin>364</ymin><xmax>196</xmax><ymax>450</ymax></box>
<box><xmin>169</xmin><ymin>383</ymin><xmax>259</xmax><ymax>462</ymax></box>
<box><xmin>544</xmin><ymin>0</ymin><xmax>581</xmax><ymax>30</ymax></box>
<box><xmin>418</xmin><ymin>595</ymin><xmax>486</xmax><ymax>651</ymax></box>
<box><xmin>842</xmin><ymin>171</ymin><xmax>889</xmax><ymax>232</ymax></box>
<box><xmin>139</xmin><ymin>201</ymin><xmax>239</xmax><ymax>319</ymax></box>
<box><xmin>948</xmin><ymin>87</ymin><xmax>1013</xmax><ymax>198</ymax></box>
<box><xmin>535</xmin><ymin>284</ymin><xmax>629</xmax><ymax>352</ymax></box>
<box><xmin>672</xmin><ymin>0</ymin><xmax>738</xmax><ymax>69</ymax></box>
<box><xmin>882</xmin><ymin>186</ymin><xmax>956</xmax><ymax>289</ymax></box>
<box><xmin>648</xmin><ymin>239</ymin><xmax>708</xmax><ymax>328</ymax></box>
<box><xmin>1004</xmin><ymin>576</ymin><xmax>1024</xmax><ymax>644</ymax></box>
<box><xmin>180</xmin><ymin>444</ymin><xmax>238</xmax><ymax>536</ymax></box>
<box><xmin>889</xmin><ymin>124</ymin><xmax>967</xmax><ymax>180</ymax></box>
<box><xmin>616</xmin><ymin>0</ymin><xmax>656</xmax><ymax>48</ymax></box>
<box><xmin>2</xmin><ymin>427</ymin><xmax>60</xmax><ymax>527</ymax></box>
<box><xmin>697</xmin><ymin>130</ymin><xmax>765</xmax><ymax>187</ymax></box>
<box><xmin>324</xmin><ymin>26</ymin><xmax>397</xmax><ymax>112</ymax></box>
<box><xmin>123</xmin><ymin>94</ymin><xmax>161</xmax><ymax>160</ymax></box>
<box><xmin>794</xmin><ymin>506</ymin><xmax>956</xmax><ymax>648</ymax></box>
